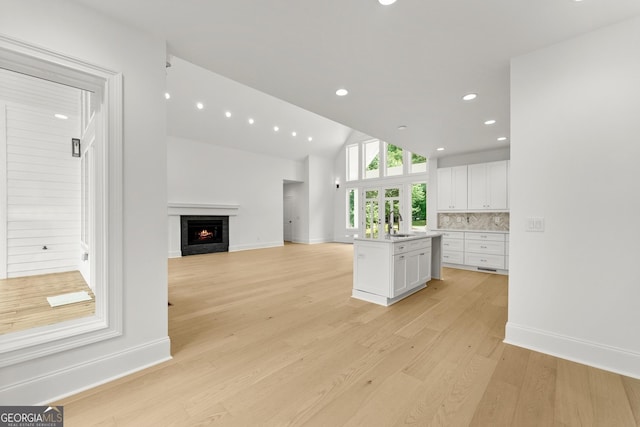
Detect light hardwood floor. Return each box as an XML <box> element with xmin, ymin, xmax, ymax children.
<box><xmin>56</xmin><ymin>243</ymin><xmax>640</xmax><ymax>426</ymax></box>
<box><xmin>0</xmin><ymin>270</ymin><xmax>95</xmax><ymax>335</ymax></box>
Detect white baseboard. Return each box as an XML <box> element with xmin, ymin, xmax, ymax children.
<box><xmin>168</xmin><ymin>250</ymin><xmax>181</xmax><ymax>258</ymax></box>
<box><xmin>308</xmin><ymin>237</ymin><xmax>333</xmax><ymax>244</ymax></box>
<box><xmin>505</xmin><ymin>322</ymin><xmax>640</xmax><ymax>379</ymax></box>
<box><xmin>229</xmin><ymin>241</ymin><xmax>283</xmax><ymax>252</ymax></box>
<box><xmin>0</xmin><ymin>337</ymin><xmax>172</xmax><ymax>405</ymax></box>
<box><xmin>442</xmin><ymin>262</ymin><xmax>508</xmax><ymax>275</ymax></box>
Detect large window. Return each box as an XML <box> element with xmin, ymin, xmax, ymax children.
<box><xmin>346</xmin><ymin>144</ymin><xmax>359</xmax><ymax>181</ymax></box>
<box><xmin>363</xmin><ymin>190</ymin><xmax>380</xmax><ymax>239</ymax></box>
<box><xmin>410</xmin><ymin>152</ymin><xmax>427</xmax><ymax>173</ymax></box>
<box><xmin>346</xmin><ymin>188</ymin><xmax>359</xmax><ymax>229</ymax></box>
<box><xmin>343</xmin><ymin>141</ymin><xmax>428</xmax><ymax>237</ymax></box>
<box><xmin>386</xmin><ymin>143</ymin><xmax>403</xmax><ymax>176</ymax></box>
<box><xmin>363</xmin><ymin>140</ymin><xmax>380</xmax><ymax>179</ymax></box>
<box><xmin>411</xmin><ymin>182</ymin><xmax>427</xmax><ymax>231</ymax></box>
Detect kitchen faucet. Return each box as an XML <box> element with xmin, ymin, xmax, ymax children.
<box><xmin>387</xmin><ymin>211</ymin><xmax>403</xmax><ymax>237</ymax></box>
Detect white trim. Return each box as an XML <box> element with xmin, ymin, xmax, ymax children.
<box><xmin>229</xmin><ymin>241</ymin><xmax>283</xmax><ymax>252</ymax></box>
<box><xmin>0</xmin><ymin>34</ymin><xmax>124</xmax><ymax>367</ymax></box>
<box><xmin>168</xmin><ymin>202</ymin><xmax>239</xmax><ymax>216</ymax></box>
<box><xmin>442</xmin><ymin>262</ymin><xmax>509</xmax><ymax>276</ymax></box>
<box><xmin>505</xmin><ymin>322</ymin><xmax>640</xmax><ymax>380</ymax></box>
<box><xmin>0</xmin><ymin>337</ymin><xmax>171</xmax><ymax>405</ymax></box>
<box><xmin>0</xmin><ymin>103</ymin><xmax>6</xmax><ymax>279</ymax></box>
<box><xmin>352</xmin><ymin>284</ymin><xmax>426</xmax><ymax>307</ymax></box>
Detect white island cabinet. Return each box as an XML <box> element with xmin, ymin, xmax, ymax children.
<box><xmin>352</xmin><ymin>233</ymin><xmax>442</xmax><ymax>306</ymax></box>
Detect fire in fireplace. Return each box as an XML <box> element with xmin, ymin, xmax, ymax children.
<box><xmin>181</xmin><ymin>215</ymin><xmax>229</xmax><ymax>256</ymax></box>
<box><xmin>187</xmin><ymin>219</ymin><xmax>223</xmax><ymax>245</ymax></box>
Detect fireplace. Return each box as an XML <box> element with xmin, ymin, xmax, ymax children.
<box><xmin>181</xmin><ymin>215</ymin><xmax>229</xmax><ymax>256</ymax></box>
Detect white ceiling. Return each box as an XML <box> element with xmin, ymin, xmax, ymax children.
<box><xmin>166</xmin><ymin>57</ymin><xmax>353</xmax><ymax>160</ymax></box>
<box><xmin>75</xmin><ymin>0</ymin><xmax>640</xmax><ymax>160</ymax></box>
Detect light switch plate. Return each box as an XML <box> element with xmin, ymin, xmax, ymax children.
<box><xmin>526</xmin><ymin>216</ymin><xmax>545</xmax><ymax>232</ymax></box>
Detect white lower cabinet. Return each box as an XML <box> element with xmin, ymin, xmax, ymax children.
<box><xmin>353</xmin><ymin>236</ymin><xmax>433</xmax><ymax>306</ymax></box>
<box><xmin>441</xmin><ymin>230</ymin><xmax>508</xmax><ymax>273</ymax></box>
<box><xmin>442</xmin><ymin>231</ymin><xmax>464</xmax><ymax>265</ymax></box>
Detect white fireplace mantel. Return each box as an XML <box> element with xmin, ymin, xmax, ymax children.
<box><xmin>167</xmin><ymin>203</ymin><xmax>239</xmax><ymax>258</ymax></box>
<box><xmin>168</xmin><ymin>202</ymin><xmax>239</xmax><ymax>217</ymax></box>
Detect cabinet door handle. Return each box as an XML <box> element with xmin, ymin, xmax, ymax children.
<box><xmin>419</xmin><ymin>253</ymin><xmax>425</xmax><ymax>256</ymax></box>
<box><xmin>480</xmin><ymin>246</ymin><xmax>487</xmax><ymax>249</ymax></box>
<box><xmin>399</xmin><ymin>256</ymin><xmax>405</xmax><ymax>259</ymax></box>
<box><xmin>399</xmin><ymin>246</ymin><xmax>405</xmax><ymax>250</ymax></box>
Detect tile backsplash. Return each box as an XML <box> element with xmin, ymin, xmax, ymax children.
<box><xmin>437</xmin><ymin>212</ymin><xmax>510</xmax><ymax>231</ymax></box>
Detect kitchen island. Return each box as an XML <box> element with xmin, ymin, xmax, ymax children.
<box><xmin>352</xmin><ymin>232</ymin><xmax>442</xmax><ymax>306</ymax></box>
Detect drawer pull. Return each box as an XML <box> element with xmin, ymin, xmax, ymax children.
<box><xmin>399</xmin><ymin>256</ymin><xmax>405</xmax><ymax>259</ymax></box>
<box><xmin>480</xmin><ymin>246</ymin><xmax>487</xmax><ymax>249</ymax></box>
<box><xmin>399</xmin><ymin>246</ymin><xmax>405</xmax><ymax>250</ymax></box>
<box><xmin>419</xmin><ymin>253</ymin><xmax>425</xmax><ymax>256</ymax></box>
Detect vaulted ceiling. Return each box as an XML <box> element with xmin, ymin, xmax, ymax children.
<box><xmin>75</xmin><ymin>0</ymin><xmax>640</xmax><ymax>160</ymax></box>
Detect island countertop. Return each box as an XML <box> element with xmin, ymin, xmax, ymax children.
<box><xmin>353</xmin><ymin>231</ymin><xmax>443</xmax><ymax>243</ymax></box>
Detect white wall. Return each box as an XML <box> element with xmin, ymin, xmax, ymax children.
<box><xmin>167</xmin><ymin>136</ymin><xmax>305</xmax><ymax>251</ymax></box>
<box><xmin>507</xmin><ymin>16</ymin><xmax>640</xmax><ymax>378</ymax></box>
<box><xmin>0</xmin><ymin>0</ymin><xmax>170</xmax><ymax>403</ymax></box>
<box><xmin>307</xmin><ymin>155</ymin><xmax>335</xmax><ymax>244</ymax></box>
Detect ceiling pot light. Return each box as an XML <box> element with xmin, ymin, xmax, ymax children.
<box><xmin>397</xmin><ymin>125</ymin><xmax>408</xmax><ymax>131</ymax></box>
<box><xmin>292</xmin><ymin>131</ymin><xmax>297</xmax><ymax>137</ymax></box>
<box><xmin>248</xmin><ymin>118</ymin><xmax>254</xmax><ymax>124</ymax></box>
<box><xmin>164</xmin><ymin>92</ymin><xmax>171</xmax><ymax>100</ymax></box>
<box><xmin>497</xmin><ymin>137</ymin><xmax>508</xmax><ymax>141</ymax></box>
<box><xmin>274</xmin><ymin>126</ymin><xmax>279</xmax><ymax>132</ymax></box>
<box><xmin>225</xmin><ymin>111</ymin><xmax>232</xmax><ymax>118</ymax></box>
<box><xmin>54</xmin><ymin>113</ymin><xmax>68</xmax><ymax>120</ymax></box>
<box><xmin>335</xmin><ymin>88</ymin><xmax>349</xmax><ymax>96</ymax></box>
<box><xmin>308</xmin><ymin>137</ymin><xmax>313</xmax><ymax>142</ymax></box>
<box><xmin>379</xmin><ymin>0</ymin><xmax>397</xmax><ymax>4</ymax></box>
<box><xmin>436</xmin><ymin>147</ymin><xmax>445</xmax><ymax>151</ymax></box>
<box><xmin>462</xmin><ymin>93</ymin><xmax>477</xmax><ymax>101</ymax></box>
<box><xmin>196</xmin><ymin>102</ymin><xmax>204</xmax><ymax>110</ymax></box>
<box><xmin>484</xmin><ymin>119</ymin><xmax>496</xmax><ymax>125</ymax></box>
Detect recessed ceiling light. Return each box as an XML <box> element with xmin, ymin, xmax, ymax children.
<box><xmin>397</xmin><ymin>125</ymin><xmax>408</xmax><ymax>131</ymax></box>
<box><xmin>196</xmin><ymin>102</ymin><xmax>204</xmax><ymax>110</ymax></box>
<box><xmin>274</xmin><ymin>126</ymin><xmax>279</xmax><ymax>132</ymax></box>
<box><xmin>497</xmin><ymin>137</ymin><xmax>508</xmax><ymax>141</ymax></box>
<box><xmin>248</xmin><ymin>118</ymin><xmax>254</xmax><ymax>125</ymax></box>
<box><xmin>484</xmin><ymin>119</ymin><xmax>496</xmax><ymax>125</ymax></box>
<box><xmin>462</xmin><ymin>93</ymin><xmax>477</xmax><ymax>101</ymax></box>
<box><xmin>225</xmin><ymin>111</ymin><xmax>232</xmax><ymax>118</ymax></box>
<box><xmin>292</xmin><ymin>131</ymin><xmax>297</xmax><ymax>137</ymax></box>
<box><xmin>436</xmin><ymin>147</ymin><xmax>445</xmax><ymax>151</ymax></box>
<box><xmin>335</xmin><ymin>88</ymin><xmax>349</xmax><ymax>97</ymax></box>
<box><xmin>54</xmin><ymin>113</ymin><xmax>68</xmax><ymax>120</ymax></box>
<box><xmin>164</xmin><ymin>92</ymin><xmax>171</xmax><ymax>100</ymax></box>
<box><xmin>308</xmin><ymin>137</ymin><xmax>313</xmax><ymax>142</ymax></box>
<box><xmin>378</xmin><ymin>0</ymin><xmax>397</xmax><ymax>4</ymax></box>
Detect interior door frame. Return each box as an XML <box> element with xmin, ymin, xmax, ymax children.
<box><xmin>0</xmin><ymin>103</ymin><xmax>7</xmax><ymax>279</ymax></box>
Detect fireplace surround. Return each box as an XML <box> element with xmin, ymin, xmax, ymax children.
<box><xmin>180</xmin><ymin>215</ymin><xmax>229</xmax><ymax>256</ymax></box>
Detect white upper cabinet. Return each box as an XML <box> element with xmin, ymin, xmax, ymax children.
<box><xmin>467</xmin><ymin>161</ymin><xmax>508</xmax><ymax>210</ymax></box>
<box><xmin>437</xmin><ymin>165</ymin><xmax>468</xmax><ymax>211</ymax></box>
